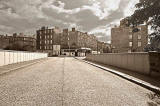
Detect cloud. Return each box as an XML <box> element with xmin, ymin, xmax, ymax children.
<box><xmin>0</xmin><ymin>0</ymin><xmax>139</xmax><ymax>42</ymax></box>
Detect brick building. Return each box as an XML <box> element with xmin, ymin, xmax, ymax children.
<box><xmin>0</xmin><ymin>34</ymin><xmax>36</xmax><ymax>51</ymax></box>
<box><xmin>111</xmin><ymin>18</ymin><xmax>148</xmax><ymax>53</ymax></box>
<box><xmin>61</xmin><ymin>28</ymin><xmax>98</xmax><ymax>56</ymax></box>
<box><xmin>36</xmin><ymin>26</ymin><xmax>61</xmax><ymax>56</ymax></box>
<box><xmin>0</xmin><ymin>35</ymin><xmax>10</xmax><ymax>50</ymax></box>
<box><xmin>9</xmin><ymin>33</ymin><xmax>36</xmax><ymax>51</ymax></box>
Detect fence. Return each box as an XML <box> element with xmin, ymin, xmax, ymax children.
<box><xmin>86</xmin><ymin>53</ymin><xmax>153</xmax><ymax>75</ymax></box>
<box><xmin>0</xmin><ymin>50</ymin><xmax>48</xmax><ymax>66</ymax></box>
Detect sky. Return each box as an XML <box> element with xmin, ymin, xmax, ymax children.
<box><xmin>0</xmin><ymin>0</ymin><xmax>139</xmax><ymax>43</ymax></box>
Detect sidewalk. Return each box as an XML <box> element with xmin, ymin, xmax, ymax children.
<box><xmin>0</xmin><ymin>58</ymin><xmax>48</xmax><ymax>75</ymax></box>
<box><xmin>89</xmin><ymin>61</ymin><xmax>160</xmax><ymax>87</ymax></box>
<box><xmin>75</xmin><ymin>57</ymin><xmax>160</xmax><ymax>93</ymax></box>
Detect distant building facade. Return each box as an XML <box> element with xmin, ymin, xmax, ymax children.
<box><xmin>111</xmin><ymin>18</ymin><xmax>148</xmax><ymax>53</ymax></box>
<box><xmin>0</xmin><ymin>35</ymin><xmax>10</xmax><ymax>50</ymax></box>
<box><xmin>0</xmin><ymin>34</ymin><xmax>36</xmax><ymax>51</ymax></box>
<box><xmin>36</xmin><ymin>26</ymin><xmax>61</xmax><ymax>56</ymax></box>
<box><xmin>97</xmin><ymin>41</ymin><xmax>111</xmax><ymax>53</ymax></box>
<box><xmin>10</xmin><ymin>33</ymin><xmax>36</xmax><ymax>51</ymax></box>
<box><xmin>61</xmin><ymin>28</ymin><xmax>98</xmax><ymax>56</ymax></box>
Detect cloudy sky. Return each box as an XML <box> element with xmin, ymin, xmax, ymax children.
<box><xmin>0</xmin><ymin>0</ymin><xmax>139</xmax><ymax>42</ymax></box>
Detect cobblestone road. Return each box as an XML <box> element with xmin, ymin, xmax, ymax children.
<box><xmin>0</xmin><ymin>57</ymin><xmax>156</xmax><ymax>106</ymax></box>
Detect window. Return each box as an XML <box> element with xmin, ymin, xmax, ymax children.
<box><xmin>45</xmin><ymin>40</ymin><xmax>46</xmax><ymax>44</ymax></box>
<box><xmin>129</xmin><ymin>35</ymin><xmax>132</xmax><ymax>39</ymax></box>
<box><xmin>40</xmin><ymin>46</ymin><xmax>41</xmax><ymax>50</ymax></box>
<box><xmin>50</xmin><ymin>40</ymin><xmax>52</xmax><ymax>44</ymax></box>
<box><xmin>44</xmin><ymin>46</ymin><xmax>46</xmax><ymax>50</ymax></box>
<box><xmin>50</xmin><ymin>46</ymin><xmax>52</xmax><ymax>50</ymax></box>
<box><xmin>138</xmin><ymin>35</ymin><xmax>141</xmax><ymax>40</ymax></box>
<box><xmin>129</xmin><ymin>42</ymin><xmax>132</xmax><ymax>47</ymax></box>
<box><xmin>138</xmin><ymin>42</ymin><xmax>141</xmax><ymax>47</ymax></box>
<box><xmin>40</xmin><ymin>41</ymin><xmax>42</xmax><ymax>44</ymax></box>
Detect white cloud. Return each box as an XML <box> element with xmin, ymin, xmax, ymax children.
<box><xmin>124</xmin><ymin>0</ymin><xmax>139</xmax><ymax>17</ymax></box>
<box><xmin>0</xmin><ymin>0</ymin><xmax>140</xmax><ymax>40</ymax></box>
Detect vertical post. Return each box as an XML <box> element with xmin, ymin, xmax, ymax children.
<box><xmin>9</xmin><ymin>51</ymin><xmax>10</xmax><ymax>64</ymax></box>
<box><xmin>13</xmin><ymin>51</ymin><xmax>14</xmax><ymax>63</ymax></box>
<box><xmin>4</xmin><ymin>51</ymin><xmax>5</xmax><ymax>65</ymax></box>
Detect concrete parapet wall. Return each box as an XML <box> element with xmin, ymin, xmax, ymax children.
<box><xmin>86</xmin><ymin>53</ymin><xmax>151</xmax><ymax>74</ymax></box>
<box><xmin>0</xmin><ymin>50</ymin><xmax>48</xmax><ymax>66</ymax></box>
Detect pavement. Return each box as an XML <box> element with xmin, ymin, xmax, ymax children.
<box><xmin>0</xmin><ymin>58</ymin><xmax>48</xmax><ymax>76</ymax></box>
<box><xmin>0</xmin><ymin>57</ymin><xmax>159</xmax><ymax>106</ymax></box>
<box><xmin>79</xmin><ymin>57</ymin><xmax>160</xmax><ymax>90</ymax></box>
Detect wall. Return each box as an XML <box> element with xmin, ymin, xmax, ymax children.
<box><xmin>0</xmin><ymin>50</ymin><xmax>48</xmax><ymax>66</ymax></box>
<box><xmin>86</xmin><ymin>53</ymin><xmax>150</xmax><ymax>74</ymax></box>
<box><xmin>149</xmin><ymin>52</ymin><xmax>160</xmax><ymax>73</ymax></box>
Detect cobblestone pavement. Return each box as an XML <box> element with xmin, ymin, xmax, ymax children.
<box><xmin>0</xmin><ymin>57</ymin><xmax>158</xmax><ymax>106</ymax></box>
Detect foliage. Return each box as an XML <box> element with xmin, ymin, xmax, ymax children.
<box><xmin>128</xmin><ymin>0</ymin><xmax>160</xmax><ymax>51</ymax></box>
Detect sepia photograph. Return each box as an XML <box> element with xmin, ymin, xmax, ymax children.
<box><xmin>0</xmin><ymin>0</ymin><xmax>160</xmax><ymax>106</ymax></box>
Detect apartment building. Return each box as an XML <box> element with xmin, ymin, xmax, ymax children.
<box><xmin>61</xmin><ymin>28</ymin><xmax>98</xmax><ymax>56</ymax></box>
<box><xmin>111</xmin><ymin>18</ymin><xmax>148</xmax><ymax>53</ymax></box>
<box><xmin>0</xmin><ymin>33</ymin><xmax>36</xmax><ymax>51</ymax></box>
<box><xmin>36</xmin><ymin>26</ymin><xmax>61</xmax><ymax>56</ymax></box>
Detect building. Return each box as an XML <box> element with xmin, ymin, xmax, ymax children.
<box><xmin>61</xmin><ymin>28</ymin><xmax>98</xmax><ymax>56</ymax></box>
<box><xmin>97</xmin><ymin>41</ymin><xmax>111</xmax><ymax>53</ymax></box>
<box><xmin>36</xmin><ymin>26</ymin><xmax>61</xmax><ymax>56</ymax></box>
<box><xmin>9</xmin><ymin>33</ymin><xmax>36</xmax><ymax>51</ymax></box>
<box><xmin>111</xmin><ymin>18</ymin><xmax>148</xmax><ymax>53</ymax></box>
<box><xmin>0</xmin><ymin>35</ymin><xmax>10</xmax><ymax>50</ymax></box>
<box><xmin>0</xmin><ymin>34</ymin><xmax>36</xmax><ymax>51</ymax></box>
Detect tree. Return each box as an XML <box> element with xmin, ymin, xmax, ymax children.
<box><xmin>128</xmin><ymin>0</ymin><xmax>160</xmax><ymax>51</ymax></box>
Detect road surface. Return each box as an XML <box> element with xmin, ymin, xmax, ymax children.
<box><xmin>0</xmin><ymin>57</ymin><xmax>155</xmax><ymax>106</ymax></box>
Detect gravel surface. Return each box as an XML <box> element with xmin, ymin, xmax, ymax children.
<box><xmin>0</xmin><ymin>57</ymin><xmax>158</xmax><ymax>106</ymax></box>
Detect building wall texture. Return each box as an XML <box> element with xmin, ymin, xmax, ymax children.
<box><xmin>36</xmin><ymin>27</ymin><xmax>61</xmax><ymax>56</ymax></box>
<box><xmin>61</xmin><ymin>28</ymin><xmax>98</xmax><ymax>51</ymax></box>
<box><xmin>111</xmin><ymin>23</ymin><xmax>148</xmax><ymax>53</ymax></box>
